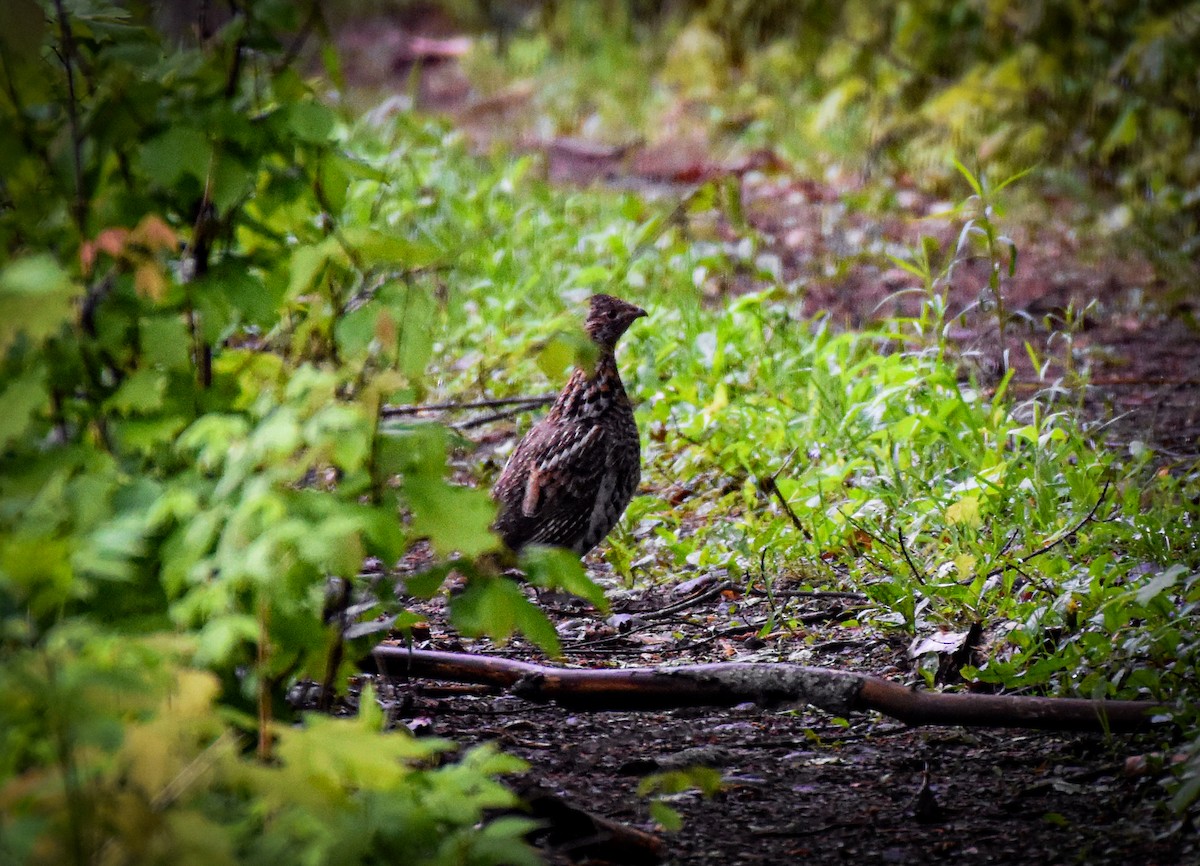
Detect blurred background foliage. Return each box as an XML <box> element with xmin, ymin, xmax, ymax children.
<box><xmin>393</xmin><ymin>0</ymin><xmax>1199</xmax><ymax>282</ymax></box>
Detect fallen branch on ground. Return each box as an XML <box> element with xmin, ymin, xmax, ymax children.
<box><xmin>369</xmin><ymin>647</ymin><xmax>1157</xmax><ymax>734</ymax></box>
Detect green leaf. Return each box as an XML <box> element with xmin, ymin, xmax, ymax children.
<box><xmin>287</xmin><ymin>244</ymin><xmax>330</xmax><ymax>299</ymax></box>
<box><xmin>408</xmin><ymin>478</ymin><xmax>498</xmax><ymax>557</ymax></box>
<box><xmin>287</xmin><ymin>101</ymin><xmax>336</xmax><ymax>143</ymax></box>
<box><xmin>649</xmin><ymin>801</ymin><xmax>683</xmax><ymax>832</ymax></box>
<box><xmin>0</xmin><ymin>0</ymin><xmax>44</xmax><ymax>63</ymax></box>
<box><xmin>0</xmin><ymin>366</ymin><xmax>48</xmax><ymax>449</ymax></box>
<box><xmin>403</xmin><ymin>562</ymin><xmax>453</xmax><ymax>598</ymax></box>
<box><xmin>511</xmin><ymin>592</ymin><xmax>562</xmax><ymax>656</ymax></box>
<box><xmin>211</xmin><ymin>155</ymin><xmax>254</xmax><ymax>212</ymax></box>
<box><xmin>450</xmin><ymin>577</ymin><xmax>519</xmax><ymax>642</ymax></box>
<box><xmin>952</xmin><ymin>157</ymin><xmax>983</xmax><ymax>197</ymax></box>
<box><xmin>1135</xmin><ymin>565</ymin><xmax>1188</xmax><ymax>605</ymax></box>
<box><xmin>1170</xmin><ymin>766</ymin><xmax>1200</xmax><ymax>813</ymax></box>
<box><xmin>0</xmin><ymin>256</ymin><xmax>81</xmax><ymax>351</ymax></box>
<box><xmin>378</xmin><ymin>423</ymin><xmax>447</xmax><ymax>480</ymax></box>
<box><xmin>141</xmin><ymin>315</ymin><xmax>194</xmax><ymax>371</ymax></box>
<box><xmin>450</xmin><ymin>577</ymin><xmax>561</xmax><ymax>656</ymax></box>
<box><xmin>339</xmin><ymin>228</ymin><xmax>442</xmax><ymax>270</ymax></box>
<box><xmin>945</xmin><ymin>495</ymin><xmax>981</xmax><ymax>528</ymax></box>
<box><xmin>519</xmin><ymin>545</ymin><xmax>608</xmax><ymax>612</ymax></box>
<box><xmin>537</xmin><ymin>329</ymin><xmax>597</xmax><ymax>379</ymax></box>
<box><xmin>0</xmin><ymin>533</ymin><xmax>74</xmax><ymax>614</ymax></box>
<box><xmin>194</xmin><ymin>614</ymin><xmax>259</xmax><ymax>667</ymax></box>
<box><xmin>469</xmin><ymin>817</ymin><xmax>542</xmax><ymax>866</ymax></box>
<box><xmin>105</xmin><ymin>368</ymin><xmax>168</xmax><ymax>415</ymax></box>
<box><xmin>1101</xmin><ymin>106</ymin><xmax>1139</xmax><ymax>157</ymax></box>
<box><xmin>138</xmin><ymin>126</ymin><xmax>213</xmax><ymax>187</ymax></box>
<box><xmin>390</xmin><ymin>283</ymin><xmax>436</xmax><ymax>378</ymax></box>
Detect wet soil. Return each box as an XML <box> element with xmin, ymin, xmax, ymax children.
<box><xmin>363</xmin><ymin>567</ymin><xmax>1193</xmax><ymax>865</ymax></box>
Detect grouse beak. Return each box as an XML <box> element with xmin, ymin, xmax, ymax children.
<box><xmin>632</xmin><ymin>306</ymin><xmax>648</xmax><ymax>321</ymax></box>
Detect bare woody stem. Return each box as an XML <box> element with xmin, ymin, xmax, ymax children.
<box><xmin>370</xmin><ymin>647</ymin><xmax>1157</xmax><ymax>735</ymax></box>
<box><xmin>52</xmin><ymin>0</ymin><xmax>87</xmax><ymax>236</ymax></box>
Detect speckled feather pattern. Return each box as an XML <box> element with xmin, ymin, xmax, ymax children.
<box><xmin>492</xmin><ymin>295</ymin><xmax>646</xmax><ymax>555</ymax></box>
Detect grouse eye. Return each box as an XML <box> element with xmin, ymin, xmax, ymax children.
<box><xmin>606</xmin><ymin>310</ymin><xmax>619</xmax><ymax>319</ymax></box>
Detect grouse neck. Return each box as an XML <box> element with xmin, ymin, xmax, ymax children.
<box><xmin>555</xmin><ymin>351</ymin><xmax>626</xmax><ymax>419</ymax></box>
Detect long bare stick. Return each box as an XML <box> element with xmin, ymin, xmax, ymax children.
<box><xmin>370</xmin><ymin>647</ymin><xmax>1156</xmax><ymax>734</ymax></box>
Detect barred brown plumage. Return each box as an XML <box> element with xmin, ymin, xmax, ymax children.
<box><xmin>492</xmin><ymin>294</ymin><xmax>647</xmax><ymax>555</ymax></box>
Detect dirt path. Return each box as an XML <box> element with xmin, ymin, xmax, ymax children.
<box><xmin>365</xmin><ymin>570</ymin><xmax>1191</xmax><ymax>865</ymax></box>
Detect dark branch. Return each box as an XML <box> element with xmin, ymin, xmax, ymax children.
<box><xmin>382</xmin><ymin>394</ymin><xmax>556</xmax><ymax>417</ymax></box>
<box><xmin>368</xmin><ymin>647</ymin><xmax>1158</xmax><ymax>734</ymax></box>
<box><xmin>984</xmin><ymin>480</ymin><xmax>1111</xmax><ymax>580</ymax></box>
<box><xmin>51</xmin><ymin>0</ymin><xmax>87</xmax><ymax>236</ymax></box>
<box><xmin>897</xmin><ymin>529</ymin><xmax>926</xmax><ymax>585</ymax></box>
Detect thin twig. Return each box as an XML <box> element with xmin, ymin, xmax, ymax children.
<box><xmin>897</xmin><ymin>529</ymin><xmax>926</xmax><ymax>585</ymax></box>
<box><xmin>641</xmin><ymin>581</ymin><xmax>735</xmax><ymax>620</ymax></box>
<box><xmin>760</xmin><ymin>449</ymin><xmax>812</xmax><ymax>540</ymax></box>
<box><xmin>256</xmin><ymin>600</ymin><xmax>272</xmax><ymax>762</ymax></box>
<box><xmin>453</xmin><ymin>404</ymin><xmax>548</xmax><ymax>430</ymax></box>
<box><xmin>276</xmin><ymin>2</ymin><xmax>322</xmax><ymax>72</ymax></box>
<box><xmin>222</xmin><ymin>0</ymin><xmax>245</xmax><ymax>98</ymax></box>
<box><xmin>983</xmin><ymin>480</ymin><xmax>1111</xmax><ymax>580</ymax></box>
<box><xmin>837</xmin><ymin>509</ymin><xmax>897</xmax><ymax>555</ymax></box>
<box><xmin>748</xmin><ymin>588</ymin><xmax>867</xmax><ymax>601</ymax></box>
<box><xmin>51</xmin><ymin>0</ymin><xmax>87</xmax><ymax>235</ymax></box>
<box><xmin>383</xmin><ymin>394</ymin><xmax>556</xmax><ymax>417</ymax></box>
<box><xmin>997</xmin><ymin>527</ymin><xmax>1020</xmax><ymax>558</ymax></box>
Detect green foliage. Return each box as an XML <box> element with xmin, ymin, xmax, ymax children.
<box><xmin>637</xmin><ymin>765</ymin><xmax>724</xmax><ymax>832</ymax></box>
<box><xmin>0</xmin><ymin>2</ymin><xmax>557</xmax><ymax>861</ymax></box>
<box><xmin>466</xmin><ymin>0</ymin><xmax>1200</xmax><ymax>275</ymax></box>
<box><xmin>0</xmin><ymin>636</ymin><xmax>535</xmax><ymax>866</ymax></box>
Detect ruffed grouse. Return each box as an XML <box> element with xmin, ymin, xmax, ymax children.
<box><xmin>492</xmin><ymin>294</ymin><xmax>647</xmax><ymax>556</ymax></box>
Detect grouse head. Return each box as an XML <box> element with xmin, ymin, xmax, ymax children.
<box><xmin>584</xmin><ymin>294</ymin><xmax>647</xmax><ymax>351</ymax></box>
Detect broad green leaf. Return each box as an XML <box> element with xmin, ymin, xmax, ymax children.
<box><xmin>408</xmin><ymin>478</ymin><xmax>498</xmax><ymax>557</ymax></box>
<box><xmin>0</xmin><ymin>366</ymin><xmax>48</xmax><ymax>449</ymax></box>
<box><xmin>334</xmin><ymin>302</ymin><xmax>379</xmax><ymax>359</ymax></box>
<box><xmin>211</xmin><ymin>155</ymin><xmax>254</xmax><ymax>212</ymax></box>
<box><xmin>106</xmin><ymin>368</ymin><xmax>168</xmax><ymax>414</ymax></box>
<box><xmin>519</xmin><ymin>545</ymin><xmax>608</xmax><ymax>612</ymax></box>
<box><xmin>377</xmin><ymin>423</ymin><xmax>447</xmax><ymax>480</ymax></box>
<box><xmin>339</xmin><ymin>227</ymin><xmax>442</xmax><ymax>269</ymax></box>
<box><xmin>449</xmin><ymin>577</ymin><xmax>561</xmax><ymax>656</ymax></box>
<box><xmin>450</xmin><ymin>577</ymin><xmax>521</xmax><ymax>643</ymax></box>
<box><xmin>945</xmin><ymin>495</ymin><xmax>981</xmax><ymax>528</ymax></box>
<box><xmin>1135</xmin><ymin>564</ymin><xmax>1188</xmax><ymax>605</ymax></box>
<box><xmin>141</xmin><ymin>315</ymin><xmax>194</xmax><ymax>371</ymax></box>
<box><xmin>390</xmin><ymin>284</ymin><xmax>436</xmax><ymax>378</ymax></box>
<box><xmin>649</xmin><ymin>801</ymin><xmax>683</xmax><ymax>832</ymax></box>
<box><xmin>287</xmin><ymin>101</ymin><xmax>336</xmax><ymax>143</ymax></box>
<box><xmin>403</xmin><ymin>562</ymin><xmax>454</xmax><ymax>599</ymax></box>
<box><xmin>537</xmin><ymin>328</ymin><xmax>597</xmax><ymax>379</ymax></box>
<box><xmin>287</xmin><ymin>244</ymin><xmax>330</xmax><ymax>299</ymax></box>
<box><xmin>138</xmin><ymin>126</ymin><xmax>213</xmax><ymax>187</ymax></box>
<box><xmin>0</xmin><ymin>256</ymin><xmax>81</xmax><ymax>351</ymax></box>
<box><xmin>0</xmin><ymin>534</ymin><xmax>74</xmax><ymax>614</ymax></box>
